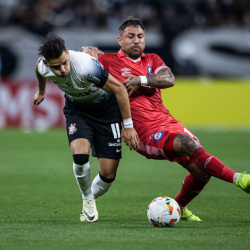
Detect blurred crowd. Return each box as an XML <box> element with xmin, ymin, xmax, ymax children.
<box><xmin>0</xmin><ymin>0</ymin><xmax>249</xmax><ymax>36</ymax></box>
<box><xmin>0</xmin><ymin>0</ymin><xmax>249</xmax><ymax>78</ymax></box>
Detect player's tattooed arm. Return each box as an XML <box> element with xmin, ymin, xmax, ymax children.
<box><xmin>146</xmin><ymin>67</ymin><xmax>175</xmax><ymax>88</ymax></box>
<box><xmin>122</xmin><ymin>75</ymin><xmax>141</xmax><ymax>97</ymax></box>
<box><xmin>122</xmin><ymin>67</ymin><xmax>175</xmax><ymax>96</ymax></box>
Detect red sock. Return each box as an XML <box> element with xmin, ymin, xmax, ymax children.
<box><xmin>189</xmin><ymin>147</ymin><xmax>235</xmax><ymax>183</ymax></box>
<box><xmin>175</xmin><ymin>173</ymin><xmax>210</xmax><ymax>207</ymax></box>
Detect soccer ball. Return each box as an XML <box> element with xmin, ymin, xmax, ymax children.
<box><xmin>147</xmin><ymin>196</ymin><xmax>181</xmax><ymax>227</ymax></box>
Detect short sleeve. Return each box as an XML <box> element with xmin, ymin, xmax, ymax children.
<box><xmin>150</xmin><ymin>54</ymin><xmax>168</xmax><ymax>73</ymax></box>
<box><xmin>37</xmin><ymin>57</ymin><xmax>50</xmax><ymax>77</ymax></box>
<box><xmin>86</xmin><ymin>57</ymin><xmax>109</xmax><ymax>88</ymax></box>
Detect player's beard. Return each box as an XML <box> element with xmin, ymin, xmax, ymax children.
<box><xmin>127</xmin><ymin>46</ymin><xmax>143</xmax><ymax>59</ymax></box>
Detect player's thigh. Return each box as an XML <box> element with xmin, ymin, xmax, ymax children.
<box><xmin>170</xmin><ymin>123</ymin><xmax>200</xmax><ymax>143</ymax></box>
<box><xmin>98</xmin><ymin>158</ymin><xmax>120</xmax><ymax>179</ymax></box>
<box><xmin>64</xmin><ymin>109</ymin><xmax>94</xmax><ymax>153</ymax></box>
<box><xmin>92</xmin><ymin>120</ymin><xmax>122</xmax><ymax>160</ymax></box>
<box><xmin>163</xmin><ymin>123</ymin><xmax>201</xmax><ymax>159</ymax></box>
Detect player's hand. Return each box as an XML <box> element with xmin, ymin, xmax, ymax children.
<box><xmin>34</xmin><ymin>91</ymin><xmax>45</xmax><ymax>106</ymax></box>
<box><xmin>122</xmin><ymin>74</ymin><xmax>140</xmax><ymax>97</ymax></box>
<box><xmin>80</xmin><ymin>46</ymin><xmax>104</xmax><ymax>59</ymax></box>
<box><xmin>121</xmin><ymin>127</ymin><xmax>139</xmax><ymax>150</ymax></box>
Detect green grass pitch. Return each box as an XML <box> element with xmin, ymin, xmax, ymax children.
<box><xmin>0</xmin><ymin>129</ymin><xmax>250</xmax><ymax>250</ymax></box>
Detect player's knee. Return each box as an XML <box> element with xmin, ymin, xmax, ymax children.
<box><xmin>173</xmin><ymin>133</ymin><xmax>201</xmax><ymax>157</ymax></box>
<box><xmin>73</xmin><ymin>154</ymin><xmax>89</xmax><ymax>165</ymax></box>
<box><xmin>99</xmin><ymin>172</ymin><xmax>116</xmax><ymax>183</ymax></box>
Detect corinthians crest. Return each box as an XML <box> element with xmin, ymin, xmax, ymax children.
<box><xmin>68</xmin><ymin>123</ymin><xmax>77</xmax><ymax>135</ymax></box>
<box><xmin>73</xmin><ymin>77</ymin><xmax>87</xmax><ymax>89</ymax></box>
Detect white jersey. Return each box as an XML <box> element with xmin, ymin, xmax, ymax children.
<box><xmin>38</xmin><ymin>50</ymin><xmax>110</xmax><ymax>103</ymax></box>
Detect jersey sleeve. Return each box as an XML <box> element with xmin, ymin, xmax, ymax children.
<box><xmin>37</xmin><ymin>58</ymin><xmax>47</xmax><ymax>76</ymax></box>
<box><xmin>86</xmin><ymin>57</ymin><xmax>109</xmax><ymax>88</ymax></box>
<box><xmin>150</xmin><ymin>54</ymin><xmax>168</xmax><ymax>74</ymax></box>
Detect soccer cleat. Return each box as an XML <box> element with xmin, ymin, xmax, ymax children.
<box><xmin>82</xmin><ymin>199</ymin><xmax>98</xmax><ymax>222</ymax></box>
<box><xmin>80</xmin><ymin>210</ymin><xmax>86</xmax><ymax>222</ymax></box>
<box><xmin>180</xmin><ymin>207</ymin><xmax>202</xmax><ymax>222</ymax></box>
<box><xmin>236</xmin><ymin>171</ymin><xmax>250</xmax><ymax>193</ymax></box>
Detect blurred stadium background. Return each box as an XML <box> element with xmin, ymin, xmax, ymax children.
<box><xmin>1</xmin><ymin>2</ymin><xmax>250</xmax><ymax>249</ymax></box>
<box><xmin>0</xmin><ymin>0</ymin><xmax>249</xmax><ymax>129</ymax></box>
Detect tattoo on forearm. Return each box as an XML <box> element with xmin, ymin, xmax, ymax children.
<box><xmin>147</xmin><ymin>67</ymin><xmax>174</xmax><ymax>88</ymax></box>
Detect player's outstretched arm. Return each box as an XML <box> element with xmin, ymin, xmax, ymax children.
<box><xmin>102</xmin><ymin>74</ymin><xmax>139</xmax><ymax>150</ymax></box>
<box><xmin>123</xmin><ymin>67</ymin><xmax>175</xmax><ymax>96</ymax></box>
<box><xmin>34</xmin><ymin>58</ymin><xmax>47</xmax><ymax>106</ymax></box>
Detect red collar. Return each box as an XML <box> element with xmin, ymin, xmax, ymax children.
<box><xmin>118</xmin><ymin>49</ymin><xmax>145</xmax><ymax>59</ymax></box>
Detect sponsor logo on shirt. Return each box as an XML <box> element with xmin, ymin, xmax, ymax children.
<box><xmin>147</xmin><ymin>66</ymin><xmax>153</xmax><ymax>75</ymax></box>
<box><xmin>121</xmin><ymin>67</ymin><xmax>131</xmax><ymax>75</ymax></box>
<box><xmin>66</xmin><ymin>88</ymin><xmax>99</xmax><ymax>98</ymax></box>
<box><xmin>153</xmin><ymin>131</ymin><xmax>164</xmax><ymax>141</ymax></box>
<box><xmin>68</xmin><ymin>123</ymin><xmax>77</xmax><ymax>135</ymax></box>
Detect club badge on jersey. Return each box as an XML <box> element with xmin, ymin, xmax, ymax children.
<box><xmin>73</xmin><ymin>77</ymin><xmax>87</xmax><ymax>89</ymax></box>
<box><xmin>68</xmin><ymin>123</ymin><xmax>77</xmax><ymax>135</ymax></box>
<box><xmin>147</xmin><ymin>66</ymin><xmax>153</xmax><ymax>75</ymax></box>
<box><xmin>153</xmin><ymin>131</ymin><xmax>164</xmax><ymax>141</ymax></box>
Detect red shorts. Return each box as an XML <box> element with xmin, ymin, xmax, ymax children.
<box><xmin>135</xmin><ymin>121</ymin><xmax>201</xmax><ymax>167</ymax></box>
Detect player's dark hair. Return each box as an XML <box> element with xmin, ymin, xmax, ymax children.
<box><xmin>38</xmin><ymin>32</ymin><xmax>66</xmax><ymax>61</ymax></box>
<box><xmin>119</xmin><ymin>16</ymin><xmax>144</xmax><ymax>33</ymax></box>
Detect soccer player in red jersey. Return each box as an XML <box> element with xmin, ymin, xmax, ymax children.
<box><xmin>82</xmin><ymin>17</ymin><xmax>250</xmax><ymax>221</ymax></box>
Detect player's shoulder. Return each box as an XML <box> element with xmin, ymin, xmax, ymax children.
<box><xmin>99</xmin><ymin>53</ymin><xmax>117</xmax><ymax>61</ymax></box>
<box><xmin>37</xmin><ymin>57</ymin><xmax>53</xmax><ymax>77</ymax></box>
<box><xmin>144</xmin><ymin>53</ymin><xmax>162</xmax><ymax>60</ymax></box>
<box><xmin>69</xmin><ymin>50</ymin><xmax>101</xmax><ymax>69</ymax></box>
<box><xmin>69</xmin><ymin>50</ymin><xmax>92</xmax><ymax>62</ymax></box>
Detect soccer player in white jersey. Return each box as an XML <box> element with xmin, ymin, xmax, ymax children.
<box><xmin>34</xmin><ymin>33</ymin><xmax>139</xmax><ymax>223</ymax></box>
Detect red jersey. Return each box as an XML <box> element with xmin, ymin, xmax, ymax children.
<box><xmin>99</xmin><ymin>49</ymin><xmax>199</xmax><ymax>162</ymax></box>
<box><xmin>99</xmin><ymin>49</ymin><xmax>178</xmax><ymax>137</ymax></box>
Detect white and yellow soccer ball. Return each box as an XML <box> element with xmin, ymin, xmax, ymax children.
<box><xmin>147</xmin><ymin>196</ymin><xmax>181</xmax><ymax>227</ymax></box>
